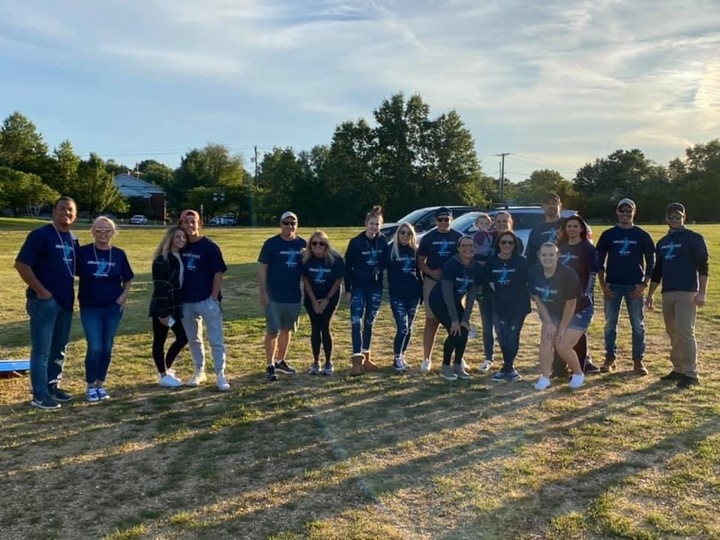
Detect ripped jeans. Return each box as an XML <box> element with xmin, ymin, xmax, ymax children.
<box><xmin>350</xmin><ymin>287</ymin><xmax>383</xmax><ymax>355</ymax></box>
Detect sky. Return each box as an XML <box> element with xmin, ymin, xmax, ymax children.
<box><xmin>1</xmin><ymin>0</ymin><xmax>719</xmax><ymax>182</ymax></box>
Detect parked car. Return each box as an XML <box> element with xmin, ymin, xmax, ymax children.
<box><xmin>380</xmin><ymin>205</ymin><xmax>478</xmax><ymax>239</ymax></box>
<box><xmin>130</xmin><ymin>215</ymin><xmax>148</xmax><ymax>225</ymax></box>
<box><xmin>417</xmin><ymin>206</ymin><xmax>591</xmax><ymax>255</ymax></box>
<box><xmin>209</xmin><ymin>215</ymin><xmax>237</xmax><ymax>226</ymax></box>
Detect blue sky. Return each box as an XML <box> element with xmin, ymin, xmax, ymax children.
<box><xmin>1</xmin><ymin>0</ymin><xmax>718</xmax><ymax>181</ymax></box>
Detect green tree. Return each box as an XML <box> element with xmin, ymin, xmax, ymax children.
<box><xmin>513</xmin><ymin>169</ymin><xmax>580</xmax><ymax>208</ymax></box>
<box><xmin>0</xmin><ymin>112</ymin><xmax>50</xmax><ymax>176</ymax></box>
<box><xmin>49</xmin><ymin>140</ymin><xmax>81</xmax><ymax>196</ymax></box>
<box><xmin>73</xmin><ymin>153</ymin><xmax>127</xmax><ymax>217</ymax></box>
<box><xmin>672</xmin><ymin>139</ymin><xmax>720</xmax><ymax>221</ymax></box>
<box><xmin>256</xmin><ymin>147</ymin><xmax>305</xmax><ymax>223</ymax></box>
<box><xmin>138</xmin><ymin>159</ymin><xmax>174</xmax><ymax>190</ymax></box>
<box><xmin>0</xmin><ymin>167</ymin><xmax>59</xmax><ymax>216</ymax></box>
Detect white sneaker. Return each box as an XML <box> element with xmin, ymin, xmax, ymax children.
<box><xmin>461</xmin><ymin>358</ymin><xmax>470</xmax><ymax>371</ymax></box>
<box><xmin>534</xmin><ymin>376</ymin><xmax>552</xmax><ymax>391</ymax></box>
<box><xmin>420</xmin><ymin>359</ymin><xmax>432</xmax><ymax>373</ymax></box>
<box><xmin>216</xmin><ymin>372</ymin><xmax>230</xmax><ymax>392</ymax></box>
<box><xmin>159</xmin><ymin>374</ymin><xmax>183</xmax><ymax>388</ymax></box>
<box><xmin>568</xmin><ymin>373</ymin><xmax>585</xmax><ymax>389</ymax></box>
<box><xmin>186</xmin><ymin>371</ymin><xmax>207</xmax><ymax>387</ymax></box>
<box><xmin>478</xmin><ymin>359</ymin><xmax>493</xmax><ymax>373</ymax></box>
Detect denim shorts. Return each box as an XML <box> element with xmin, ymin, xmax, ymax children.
<box><xmin>265</xmin><ymin>301</ymin><xmax>301</xmax><ymax>333</ymax></box>
<box><xmin>552</xmin><ymin>305</ymin><xmax>594</xmax><ymax>332</ymax></box>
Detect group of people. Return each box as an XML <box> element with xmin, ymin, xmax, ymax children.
<box><xmin>14</xmin><ymin>193</ymin><xmax>709</xmax><ymax>410</ymax></box>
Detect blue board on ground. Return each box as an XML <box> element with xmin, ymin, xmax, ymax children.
<box><xmin>0</xmin><ymin>360</ymin><xmax>30</xmax><ymax>372</ymax></box>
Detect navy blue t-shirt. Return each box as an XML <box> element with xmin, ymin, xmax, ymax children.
<box><xmin>303</xmin><ymin>255</ymin><xmax>344</xmax><ymax>299</ymax></box>
<box><xmin>182</xmin><ymin>237</ymin><xmax>228</xmax><ymax>303</ymax></box>
<box><xmin>258</xmin><ymin>235</ymin><xmax>307</xmax><ymax>303</ymax></box>
<box><xmin>15</xmin><ymin>224</ymin><xmax>80</xmax><ymax>312</ymax></box>
<box><xmin>529</xmin><ymin>263</ymin><xmax>585</xmax><ymax>318</ymax></box>
<box><xmin>384</xmin><ymin>243</ymin><xmax>422</xmax><ymax>298</ymax></box>
<box><xmin>526</xmin><ymin>219</ymin><xmax>564</xmax><ymax>266</ymax></box>
<box><xmin>596</xmin><ymin>225</ymin><xmax>655</xmax><ymax>285</ymax></box>
<box><xmin>344</xmin><ymin>232</ymin><xmax>388</xmax><ymax>291</ymax></box>
<box><xmin>484</xmin><ymin>254</ymin><xmax>531</xmax><ymax>318</ymax></box>
<box><xmin>430</xmin><ymin>256</ymin><xmax>483</xmax><ymax>308</ymax></box>
<box><xmin>77</xmin><ymin>245</ymin><xmax>134</xmax><ymax>309</ymax></box>
<box><xmin>418</xmin><ymin>229</ymin><xmax>464</xmax><ymax>274</ymax></box>
<box><xmin>652</xmin><ymin>228</ymin><xmax>709</xmax><ymax>293</ymax></box>
<box><xmin>558</xmin><ymin>239</ymin><xmax>599</xmax><ymax>291</ymax></box>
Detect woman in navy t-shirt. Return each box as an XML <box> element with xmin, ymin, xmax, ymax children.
<box><xmin>302</xmin><ymin>230</ymin><xmax>344</xmax><ymax>376</ymax></box>
<box><xmin>384</xmin><ymin>223</ymin><xmax>422</xmax><ymax>372</ymax></box>
<box><xmin>77</xmin><ymin>216</ymin><xmax>134</xmax><ymax>403</ymax></box>
<box><xmin>529</xmin><ymin>243</ymin><xmax>589</xmax><ymax>391</ymax></box>
<box><xmin>428</xmin><ymin>236</ymin><xmax>483</xmax><ymax>381</ymax></box>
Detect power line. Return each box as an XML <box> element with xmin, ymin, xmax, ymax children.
<box><xmin>495</xmin><ymin>152</ymin><xmax>512</xmax><ymax>200</ymax></box>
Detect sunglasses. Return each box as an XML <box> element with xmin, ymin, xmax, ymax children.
<box><xmin>94</xmin><ymin>229</ymin><xmax>113</xmax><ymax>234</ymax></box>
<box><xmin>499</xmin><ymin>240</ymin><xmax>515</xmax><ymax>245</ymax></box>
<box><xmin>311</xmin><ymin>240</ymin><xmax>326</xmax><ymax>246</ymax></box>
<box><xmin>436</xmin><ymin>217</ymin><xmax>450</xmax><ymax>222</ymax></box>
<box><xmin>667</xmin><ymin>214</ymin><xmax>683</xmax><ymax>221</ymax></box>
<box><xmin>618</xmin><ymin>209</ymin><xmax>634</xmax><ymax>214</ymax></box>
<box><xmin>398</xmin><ymin>230</ymin><xmax>411</xmax><ymax>236</ymax></box>
<box><xmin>282</xmin><ymin>221</ymin><xmax>297</xmax><ymax>226</ymax></box>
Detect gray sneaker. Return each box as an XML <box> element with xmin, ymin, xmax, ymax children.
<box><xmin>454</xmin><ymin>363</ymin><xmax>472</xmax><ymax>380</ymax></box>
<box><xmin>308</xmin><ymin>362</ymin><xmax>321</xmax><ymax>375</ymax></box>
<box><xmin>321</xmin><ymin>361</ymin><xmax>334</xmax><ymax>376</ymax></box>
<box><xmin>441</xmin><ymin>364</ymin><xmax>458</xmax><ymax>381</ymax></box>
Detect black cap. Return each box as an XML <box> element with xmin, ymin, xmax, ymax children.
<box><xmin>435</xmin><ymin>207</ymin><xmax>453</xmax><ymax>218</ymax></box>
<box><xmin>666</xmin><ymin>202</ymin><xmax>686</xmax><ymax>216</ymax></box>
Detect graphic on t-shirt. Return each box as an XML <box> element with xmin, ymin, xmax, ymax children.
<box><xmin>62</xmin><ymin>242</ymin><xmax>73</xmax><ymax>262</ymax></box>
<box><xmin>457</xmin><ymin>275</ymin><xmax>472</xmax><ymax>295</ymax></box>
<box><xmin>618</xmin><ymin>237</ymin><xmax>633</xmax><ymax>256</ymax></box>
<box><xmin>93</xmin><ymin>259</ymin><xmax>110</xmax><ymax>277</ymax></box>
<box><xmin>312</xmin><ymin>266</ymin><xmax>327</xmax><ymax>284</ymax></box>
<box><xmin>437</xmin><ymin>240</ymin><xmax>452</xmax><ymax>257</ymax></box>
<box><xmin>185</xmin><ymin>254</ymin><xmax>198</xmax><ymax>271</ymax></box>
<box><xmin>367</xmin><ymin>249</ymin><xmax>380</xmax><ymax>266</ymax></box>
<box><xmin>662</xmin><ymin>243</ymin><xmax>681</xmax><ymax>260</ymax></box>
<box><xmin>497</xmin><ymin>267</ymin><xmax>511</xmax><ymax>286</ymax></box>
<box><xmin>560</xmin><ymin>252</ymin><xmax>574</xmax><ymax>266</ymax></box>
<box><xmin>284</xmin><ymin>249</ymin><xmax>301</xmax><ymax>267</ymax></box>
<box><xmin>534</xmin><ymin>285</ymin><xmax>554</xmax><ymax>302</ymax></box>
<box><xmin>401</xmin><ymin>256</ymin><xmax>413</xmax><ymax>273</ymax></box>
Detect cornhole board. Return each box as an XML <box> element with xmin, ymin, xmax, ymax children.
<box><xmin>0</xmin><ymin>359</ymin><xmax>30</xmax><ymax>373</ymax></box>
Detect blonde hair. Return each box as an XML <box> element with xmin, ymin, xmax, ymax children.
<box><xmin>365</xmin><ymin>205</ymin><xmax>384</xmax><ymax>225</ymax></box>
<box><xmin>153</xmin><ymin>226</ymin><xmax>186</xmax><ymax>260</ymax></box>
<box><xmin>390</xmin><ymin>222</ymin><xmax>418</xmax><ymax>260</ymax></box>
<box><xmin>302</xmin><ymin>230</ymin><xmax>340</xmax><ymax>266</ymax></box>
<box><xmin>474</xmin><ymin>212</ymin><xmax>492</xmax><ymax>226</ymax></box>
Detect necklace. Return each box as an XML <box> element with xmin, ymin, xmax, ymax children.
<box><xmin>92</xmin><ymin>244</ymin><xmax>112</xmax><ymax>277</ymax></box>
<box><xmin>52</xmin><ymin>225</ymin><xmax>76</xmax><ymax>279</ymax></box>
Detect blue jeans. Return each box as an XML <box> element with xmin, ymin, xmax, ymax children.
<box><xmin>81</xmin><ymin>304</ymin><xmax>124</xmax><ymax>384</ymax></box>
<box><xmin>604</xmin><ymin>284</ymin><xmax>645</xmax><ymax>361</ymax></box>
<box><xmin>494</xmin><ymin>313</ymin><xmax>526</xmax><ymax>372</ymax></box>
<box><xmin>479</xmin><ymin>290</ymin><xmax>495</xmax><ymax>361</ymax></box>
<box><xmin>350</xmin><ymin>287</ymin><xmax>383</xmax><ymax>355</ymax></box>
<box><xmin>389</xmin><ymin>293</ymin><xmax>420</xmax><ymax>357</ymax></box>
<box><xmin>27</xmin><ymin>297</ymin><xmax>73</xmax><ymax>399</ymax></box>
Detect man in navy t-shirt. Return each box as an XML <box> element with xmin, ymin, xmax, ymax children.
<box><xmin>646</xmin><ymin>203</ymin><xmax>709</xmax><ymax>388</ymax></box>
<box><xmin>596</xmin><ymin>198</ymin><xmax>655</xmax><ymax>374</ymax></box>
<box><xmin>15</xmin><ymin>196</ymin><xmax>80</xmax><ymax>410</ymax></box>
<box><xmin>526</xmin><ymin>193</ymin><xmax>565</xmax><ymax>266</ymax></box>
<box><xmin>179</xmin><ymin>209</ymin><xmax>230</xmax><ymax>392</ymax></box>
<box><xmin>258</xmin><ymin>211</ymin><xmax>307</xmax><ymax>382</ymax></box>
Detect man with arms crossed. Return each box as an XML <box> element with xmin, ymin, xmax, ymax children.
<box><xmin>646</xmin><ymin>203</ymin><xmax>709</xmax><ymax>389</ymax></box>
<box><xmin>596</xmin><ymin>198</ymin><xmax>655</xmax><ymax>374</ymax></box>
<box><xmin>179</xmin><ymin>209</ymin><xmax>230</xmax><ymax>392</ymax></box>
<box><xmin>417</xmin><ymin>207</ymin><xmax>463</xmax><ymax>373</ymax></box>
<box><xmin>258</xmin><ymin>211</ymin><xmax>307</xmax><ymax>382</ymax></box>
<box><xmin>15</xmin><ymin>196</ymin><xmax>80</xmax><ymax>410</ymax></box>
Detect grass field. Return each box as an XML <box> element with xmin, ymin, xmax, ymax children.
<box><xmin>1</xmin><ymin>218</ymin><xmax>719</xmax><ymax>540</ymax></box>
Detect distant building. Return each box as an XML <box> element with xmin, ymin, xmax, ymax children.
<box><xmin>114</xmin><ymin>173</ymin><xmax>166</xmax><ymax>221</ymax></box>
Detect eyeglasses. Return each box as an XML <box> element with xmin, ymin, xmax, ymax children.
<box><xmin>436</xmin><ymin>217</ymin><xmax>450</xmax><ymax>222</ymax></box>
<box><xmin>398</xmin><ymin>230</ymin><xmax>411</xmax><ymax>236</ymax></box>
<box><xmin>282</xmin><ymin>221</ymin><xmax>297</xmax><ymax>226</ymax></box>
<box><xmin>499</xmin><ymin>240</ymin><xmax>515</xmax><ymax>245</ymax></box>
<box><xmin>667</xmin><ymin>214</ymin><xmax>683</xmax><ymax>221</ymax></box>
<box><xmin>311</xmin><ymin>240</ymin><xmax>326</xmax><ymax>246</ymax></box>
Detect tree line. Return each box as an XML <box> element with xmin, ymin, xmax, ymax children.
<box><xmin>1</xmin><ymin>93</ymin><xmax>719</xmax><ymax>224</ymax></box>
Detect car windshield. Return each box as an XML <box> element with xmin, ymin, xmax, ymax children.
<box><xmin>450</xmin><ymin>212</ymin><xmax>482</xmax><ymax>232</ymax></box>
<box><xmin>392</xmin><ymin>208</ymin><xmax>434</xmax><ymax>224</ymax></box>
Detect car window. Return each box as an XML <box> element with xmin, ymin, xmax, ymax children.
<box><xmin>511</xmin><ymin>213</ymin><xmax>544</xmax><ymax>230</ymax></box>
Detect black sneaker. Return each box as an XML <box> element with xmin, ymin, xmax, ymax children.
<box><xmin>266</xmin><ymin>365</ymin><xmax>278</xmax><ymax>382</ymax></box>
<box><xmin>677</xmin><ymin>375</ymin><xmax>699</xmax><ymax>389</ymax></box>
<box><xmin>31</xmin><ymin>395</ymin><xmax>61</xmax><ymax>411</ymax></box>
<box><xmin>660</xmin><ymin>370</ymin><xmax>684</xmax><ymax>381</ymax></box>
<box><xmin>274</xmin><ymin>360</ymin><xmax>297</xmax><ymax>375</ymax></box>
<box><xmin>49</xmin><ymin>386</ymin><xmax>74</xmax><ymax>403</ymax></box>
<box><xmin>583</xmin><ymin>361</ymin><xmax>601</xmax><ymax>375</ymax></box>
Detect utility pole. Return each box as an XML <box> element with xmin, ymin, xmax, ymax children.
<box><xmin>249</xmin><ymin>145</ymin><xmax>258</xmax><ymax>227</ymax></box>
<box><xmin>495</xmin><ymin>152</ymin><xmax>512</xmax><ymax>201</ymax></box>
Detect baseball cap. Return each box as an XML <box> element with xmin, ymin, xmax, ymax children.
<box><xmin>435</xmin><ymin>207</ymin><xmax>453</xmax><ymax>218</ymax></box>
<box><xmin>666</xmin><ymin>203</ymin><xmax>685</xmax><ymax>216</ymax></box>
<box><xmin>179</xmin><ymin>209</ymin><xmax>200</xmax><ymax>222</ymax></box>
<box><xmin>544</xmin><ymin>193</ymin><xmax>561</xmax><ymax>203</ymax></box>
<box><xmin>616</xmin><ymin>198</ymin><xmax>636</xmax><ymax>210</ymax></box>
<box><xmin>280</xmin><ymin>211</ymin><xmax>298</xmax><ymax>222</ymax></box>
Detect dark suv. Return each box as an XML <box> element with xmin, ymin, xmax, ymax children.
<box><xmin>380</xmin><ymin>205</ymin><xmax>477</xmax><ymax>239</ymax></box>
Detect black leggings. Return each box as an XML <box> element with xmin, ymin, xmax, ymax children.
<box><xmin>433</xmin><ymin>301</ymin><xmax>470</xmax><ymax>366</ymax></box>
<box><xmin>303</xmin><ymin>293</ymin><xmax>340</xmax><ymax>363</ymax></box>
<box><xmin>152</xmin><ymin>317</ymin><xmax>189</xmax><ymax>373</ymax></box>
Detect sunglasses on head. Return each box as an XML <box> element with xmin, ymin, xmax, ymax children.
<box><xmin>436</xmin><ymin>217</ymin><xmax>450</xmax><ymax>222</ymax></box>
<box><xmin>282</xmin><ymin>221</ymin><xmax>297</xmax><ymax>226</ymax></box>
<box><xmin>311</xmin><ymin>240</ymin><xmax>326</xmax><ymax>246</ymax></box>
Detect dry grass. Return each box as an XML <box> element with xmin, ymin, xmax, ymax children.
<box><xmin>1</xmin><ymin>220</ymin><xmax>719</xmax><ymax>539</ymax></box>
